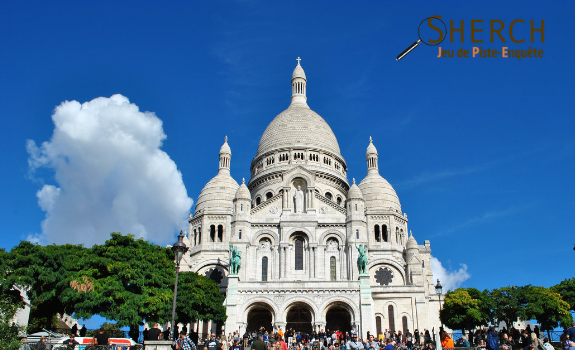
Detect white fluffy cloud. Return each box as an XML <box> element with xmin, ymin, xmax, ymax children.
<box><xmin>27</xmin><ymin>94</ymin><xmax>193</xmax><ymax>246</ymax></box>
<box><xmin>431</xmin><ymin>255</ymin><xmax>471</xmax><ymax>291</ymax></box>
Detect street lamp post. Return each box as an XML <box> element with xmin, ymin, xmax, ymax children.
<box><xmin>435</xmin><ymin>279</ymin><xmax>443</xmax><ymax>330</ymax></box>
<box><xmin>171</xmin><ymin>230</ymin><xmax>189</xmax><ymax>340</ymax></box>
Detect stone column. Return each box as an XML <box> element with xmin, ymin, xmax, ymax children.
<box><xmin>280</xmin><ymin>243</ymin><xmax>288</xmax><ymax>280</ymax></box>
<box><xmin>317</xmin><ymin>245</ymin><xmax>325</xmax><ymax>280</ymax></box>
<box><xmin>225</xmin><ymin>276</ymin><xmax>239</xmax><ymax>336</ymax></box>
<box><xmin>274</xmin><ymin>245</ymin><xmax>280</xmax><ymax>280</ymax></box>
<box><xmin>309</xmin><ymin>243</ymin><xmax>318</xmax><ymax>278</ymax></box>
<box><xmin>358</xmin><ymin>273</ymin><xmax>376</xmax><ymax>339</ymax></box>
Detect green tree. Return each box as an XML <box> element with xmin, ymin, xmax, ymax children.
<box><xmin>552</xmin><ymin>278</ymin><xmax>575</xmax><ymax>312</ymax></box>
<box><xmin>4</xmin><ymin>242</ymin><xmax>87</xmax><ymax>332</ymax></box>
<box><xmin>465</xmin><ymin>288</ymin><xmax>493</xmax><ymax>325</ymax></box>
<box><xmin>523</xmin><ymin>285</ymin><xmax>572</xmax><ymax>337</ymax></box>
<box><xmin>175</xmin><ymin>272</ymin><xmax>227</xmax><ymax>326</ymax></box>
<box><xmin>439</xmin><ymin>288</ymin><xmax>483</xmax><ymax>332</ymax></box>
<box><xmin>489</xmin><ymin>286</ymin><xmax>527</xmax><ymax>329</ymax></box>
<box><xmin>64</xmin><ymin>233</ymin><xmax>175</xmax><ymax>339</ymax></box>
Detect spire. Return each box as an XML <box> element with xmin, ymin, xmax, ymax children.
<box><xmin>366</xmin><ymin>137</ymin><xmax>379</xmax><ymax>174</ymax></box>
<box><xmin>291</xmin><ymin>57</ymin><xmax>308</xmax><ymax>106</ymax></box>
<box><xmin>219</xmin><ymin>136</ymin><xmax>231</xmax><ymax>174</ymax></box>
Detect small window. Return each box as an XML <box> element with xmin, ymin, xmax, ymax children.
<box><xmin>217</xmin><ymin>225</ymin><xmax>223</xmax><ymax>242</ymax></box>
<box><xmin>356</xmin><ymin>230</ymin><xmax>359</xmax><ymax>239</ymax></box>
<box><xmin>325</xmin><ymin>192</ymin><xmax>333</xmax><ymax>200</ymax></box>
<box><xmin>262</xmin><ymin>257</ymin><xmax>268</xmax><ymax>281</ymax></box>
<box><xmin>355</xmin><ymin>204</ymin><xmax>358</xmax><ymax>211</ymax></box>
<box><xmin>238</xmin><ymin>230</ymin><xmax>242</xmax><ymax>240</ymax></box>
<box><xmin>295</xmin><ymin>238</ymin><xmax>304</xmax><ymax>270</ymax></box>
<box><xmin>210</xmin><ymin>225</ymin><xmax>216</xmax><ymax>242</ymax></box>
<box><xmin>330</xmin><ymin>256</ymin><xmax>336</xmax><ymax>281</ymax></box>
<box><xmin>256</xmin><ymin>197</ymin><xmax>261</xmax><ymax>206</ymax></box>
<box><xmin>266</xmin><ymin>192</ymin><xmax>273</xmax><ymax>200</ymax></box>
<box><xmin>240</xmin><ymin>204</ymin><xmax>243</xmax><ymax>211</ymax></box>
<box><xmin>336</xmin><ymin>197</ymin><xmax>342</xmax><ymax>205</ymax></box>
<box><xmin>388</xmin><ymin>305</ymin><xmax>395</xmax><ymax>332</ymax></box>
<box><xmin>382</xmin><ymin>225</ymin><xmax>388</xmax><ymax>242</ymax></box>
<box><xmin>375</xmin><ymin>225</ymin><xmax>381</xmax><ymax>242</ymax></box>
<box><xmin>422</xmin><ymin>261</ymin><xmax>425</xmax><ymax>268</ymax></box>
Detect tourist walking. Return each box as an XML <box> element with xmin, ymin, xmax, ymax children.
<box><xmin>174</xmin><ymin>331</ymin><xmax>197</xmax><ymax>350</ymax></box>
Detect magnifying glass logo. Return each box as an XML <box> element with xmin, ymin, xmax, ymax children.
<box><xmin>396</xmin><ymin>16</ymin><xmax>447</xmax><ymax>61</ymax></box>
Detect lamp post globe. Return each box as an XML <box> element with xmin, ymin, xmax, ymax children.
<box><xmin>171</xmin><ymin>230</ymin><xmax>189</xmax><ymax>340</ymax></box>
<box><xmin>435</xmin><ymin>279</ymin><xmax>443</xmax><ymax>329</ymax></box>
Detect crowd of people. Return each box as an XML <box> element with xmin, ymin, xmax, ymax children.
<box><xmin>185</xmin><ymin>322</ymin><xmax>575</xmax><ymax>350</ymax></box>
<box><xmin>18</xmin><ymin>321</ymin><xmax>575</xmax><ymax>350</ymax></box>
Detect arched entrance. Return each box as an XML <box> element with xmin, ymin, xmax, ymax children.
<box><xmin>246</xmin><ymin>303</ymin><xmax>274</xmax><ymax>333</ymax></box>
<box><xmin>325</xmin><ymin>303</ymin><xmax>352</xmax><ymax>334</ymax></box>
<box><xmin>285</xmin><ymin>302</ymin><xmax>313</xmax><ymax>333</ymax></box>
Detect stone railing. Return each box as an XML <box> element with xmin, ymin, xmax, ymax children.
<box><xmin>250</xmin><ymin>192</ymin><xmax>283</xmax><ymax>215</ymax></box>
<box><xmin>314</xmin><ymin>192</ymin><xmax>346</xmax><ymax>215</ymax></box>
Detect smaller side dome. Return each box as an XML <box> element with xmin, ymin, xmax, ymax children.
<box><xmin>407</xmin><ymin>231</ymin><xmax>418</xmax><ymax>250</ymax></box>
<box><xmin>348</xmin><ymin>178</ymin><xmax>364</xmax><ymax>200</ymax></box>
<box><xmin>235</xmin><ymin>178</ymin><xmax>251</xmax><ymax>200</ymax></box>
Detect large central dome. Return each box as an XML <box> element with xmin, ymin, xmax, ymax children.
<box><xmin>256</xmin><ymin>104</ymin><xmax>342</xmax><ymax>157</ymax></box>
<box><xmin>255</xmin><ymin>61</ymin><xmax>343</xmax><ymax>159</ymax></box>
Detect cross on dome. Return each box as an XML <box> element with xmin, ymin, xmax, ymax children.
<box><xmin>369</xmin><ymin>136</ymin><xmax>373</xmax><ymax>143</ymax></box>
<box><xmin>225</xmin><ymin>135</ymin><xmax>228</xmax><ymax>143</ymax></box>
<box><xmin>296</xmin><ymin>57</ymin><xmax>301</xmax><ymax>65</ymax></box>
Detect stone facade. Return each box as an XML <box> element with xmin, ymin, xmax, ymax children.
<box><xmin>181</xmin><ymin>61</ymin><xmax>442</xmax><ymax>338</ymax></box>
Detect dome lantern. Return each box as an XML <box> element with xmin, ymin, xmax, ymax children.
<box><xmin>219</xmin><ymin>136</ymin><xmax>231</xmax><ymax>174</ymax></box>
<box><xmin>366</xmin><ymin>136</ymin><xmax>379</xmax><ymax>174</ymax></box>
<box><xmin>291</xmin><ymin>57</ymin><xmax>308</xmax><ymax>106</ymax></box>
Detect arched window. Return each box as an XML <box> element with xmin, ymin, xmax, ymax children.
<box><xmin>382</xmin><ymin>225</ymin><xmax>388</xmax><ymax>242</ymax></box>
<box><xmin>266</xmin><ymin>192</ymin><xmax>273</xmax><ymax>200</ymax></box>
<box><xmin>355</xmin><ymin>204</ymin><xmax>358</xmax><ymax>211</ymax></box>
<box><xmin>336</xmin><ymin>197</ymin><xmax>342</xmax><ymax>206</ymax></box>
<box><xmin>193</xmin><ymin>229</ymin><xmax>197</xmax><ymax>246</ymax></box>
<box><xmin>210</xmin><ymin>225</ymin><xmax>216</xmax><ymax>242</ymax></box>
<box><xmin>330</xmin><ymin>256</ymin><xmax>336</xmax><ymax>281</ymax></box>
<box><xmin>388</xmin><ymin>305</ymin><xmax>395</xmax><ymax>332</ymax></box>
<box><xmin>356</xmin><ymin>230</ymin><xmax>359</xmax><ymax>239</ymax></box>
<box><xmin>376</xmin><ymin>316</ymin><xmax>382</xmax><ymax>338</ymax></box>
<box><xmin>422</xmin><ymin>261</ymin><xmax>425</xmax><ymax>268</ymax></box>
<box><xmin>375</xmin><ymin>225</ymin><xmax>381</xmax><ymax>242</ymax></box>
<box><xmin>402</xmin><ymin>316</ymin><xmax>408</xmax><ymax>336</ymax></box>
<box><xmin>262</xmin><ymin>257</ymin><xmax>268</xmax><ymax>281</ymax></box>
<box><xmin>217</xmin><ymin>225</ymin><xmax>223</xmax><ymax>242</ymax></box>
<box><xmin>238</xmin><ymin>230</ymin><xmax>242</xmax><ymax>240</ymax></box>
<box><xmin>396</xmin><ymin>227</ymin><xmax>399</xmax><ymax>244</ymax></box>
<box><xmin>240</xmin><ymin>204</ymin><xmax>243</xmax><ymax>211</ymax></box>
<box><xmin>256</xmin><ymin>197</ymin><xmax>261</xmax><ymax>206</ymax></box>
<box><xmin>325</xmin><ymin>192</ymin><xmax>333</xmax><ymax>200</ymax></box>
<box><xmin>294</xmin><ymin>238</ymin><xmax>304</xmax><ymax>270</ymax></box>
<box><xmin>198</xmin><ymin>227</ymin><xmax>201</xmax><ymax>245</ymax></box>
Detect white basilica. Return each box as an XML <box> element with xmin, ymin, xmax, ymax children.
<box><xmin>181</xmin><ymin>61</ymin><xmax>441</xmax><ymax>338</ymax></box>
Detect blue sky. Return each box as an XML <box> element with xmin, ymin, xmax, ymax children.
<box><xmin>1</xmin><ymin>1</ymin><xmax>573</xmax><ymax>320</ymax></box>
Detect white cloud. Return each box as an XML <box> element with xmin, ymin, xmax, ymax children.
<box><xmin>431</xmin><ymin>255</ymin><xmax>470</xmax><ymax>291</ymax></box>
<box><xmin>27</xmin><ymin>94</ymin><xmax>193</xmax><ymax>246</ymax></box>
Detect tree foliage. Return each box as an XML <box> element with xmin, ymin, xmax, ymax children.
<box><xmin>176</xmin><ymin>272</ymin><xmax>227</xmax><ymax>325</ymax></box>
<box><xmin>552</xmin><ymin>278</ymin><xmax>575</xmax><ymax>311</ymax></box>
<box><xmin>3</xmin><ymin>242</ymin><xmax>87</xmax><ymax>332</ymax></box>
<box><xmin>523</xmin><ymin>285</ymin><xmax>572</xmax><ymax>331</ymax></box>
<box><xmin>489</xmin><ymin>286</ymin><xmax>527</xmax><ymax>330</ymax></box>
<box><xmin>64</xmin><ymin>233</ymin><xmax>175</xmax><ymax>337</ymax></box>
<box><xmin>5</xmin><ymin>233</ymin><xmax>227</xmax><ymax>337</ymax></box>
<box><xmin>440</xmin><ymin>289</ymin><xmax>483</xmax><ymax>332</ymax></box>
